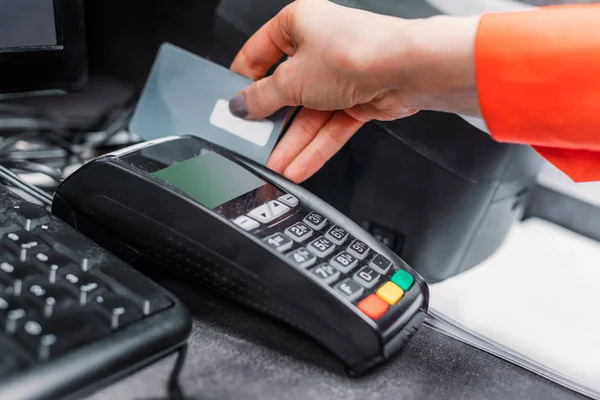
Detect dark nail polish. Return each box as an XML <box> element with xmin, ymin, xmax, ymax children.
<box><xmin>229</xmin><ymin>94</ymin><xmax>248</xmax><ymax>118</ymax></box>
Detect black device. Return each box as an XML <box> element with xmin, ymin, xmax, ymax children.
<box><xmin>337</xmin><ymin>112</ymin><xmax>545</xmax><ymax>283</ymax></box>
<box><xmin>52</xmin><ymin>135</ymin><xmax>429</xmax><ymax>375</ymax></box>
<box><xmin>0</xmin><ymin>183</ymin><xmax>191</xmax><ymax>400</ymax></box>
<box><xmin>0</xmin><ymin>0</ymin><xmax>88</xmax><ymax>96</ymax></box>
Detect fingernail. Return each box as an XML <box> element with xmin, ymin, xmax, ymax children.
<box><xmin>229</xmin><ymin>94</ymin><xmax>248</xmax><ymax>118</ymax></box>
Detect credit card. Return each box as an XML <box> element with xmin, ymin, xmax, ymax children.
<box><xmin>129</xmin><ymin>42</ymin><xmax>292</xmax><ymax>165</ymax></box>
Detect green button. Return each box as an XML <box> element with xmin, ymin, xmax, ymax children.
<box><xmin>391</xmin><ymin>270</ymin><xmax>414</xmax><ymax>291</ymax></box>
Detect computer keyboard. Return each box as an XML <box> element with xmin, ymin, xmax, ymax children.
<box><xmin>0</xmin><ymin>184</ymin><xmax>191</xmax><ymax>400</ymax></box>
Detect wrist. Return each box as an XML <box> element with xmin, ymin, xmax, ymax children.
<box><xmin>393</xmin><ymin>14</ymin><xmax>482</xmax><ymax>117</ymax></box>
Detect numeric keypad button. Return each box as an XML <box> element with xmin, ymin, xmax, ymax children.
<box><xmin>369</xmin><ymin>254</ymin><xmax>392</xmax><ymax>274</ymax></box>
<box><xmin>353</xmin><ymin>266</ymin><xmax>381</xmax><ymax>289</ymax></box>
<box><xmin>288</xmin><ymin>247</ymin><xmax>317</xmax><ymax>269</ymax></box>
<box><xmin>263</xmin><ymin>233</ymin><xmax>293</xmax><ymax>252</ymax></box>
<box><xmin>325</xmin><ymin>226</ymin><xmax>349</xmax><ymax>245</ymax></box>
<box><xmin>347</xmin><ymin>239</ymin><xmax>370</xmax><ymax>260</ymax></box>
<box><xmin>307</xmin><ymin>236</ymin><xmax>335</xmax><ymax>258</ymax></box>
<box><xmin>284</xmin><ymin>222</ymin><xmax>313</xmax><ymax>242</ymax></box>
<box><xmin>329</xmin><ymin>252</ymin><xmax>358</xmax><ymax>273</ymax></box>
<box><xmin>334</xmin><ymin>278</ymin><xmax>364</xmax><ymax>302</ymax></box>
<box><xmin>303</xmin><ymin>212</ymin><xmax>327</xmax><ymax>230</ymax></box>
<box><xmin>310</xmin><ymin>264</ymin><xmax>340</xmax><ymax>285</ymax></box>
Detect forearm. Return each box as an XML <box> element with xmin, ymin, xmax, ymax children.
<box><xmin>389</xmin><ymin>15</ymin><xmax>481</xmax><ymax>118</ymax></box>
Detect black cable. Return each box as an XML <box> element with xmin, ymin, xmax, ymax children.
<box><xmin>167</xmin><ymin>343</ymin><xmax>216</xmax><ymax>400</ymax></box>
<box><xmin>167</xmin><ymin>344</ymin><xmax>189</xmax><ymax>400</ymax></box>
<box><xmin>0</xmin><ymin>101</ymin><xmax>137</xmax><ymax>199</ymax></box>
<box><xmin>0</xmin><ymin>164</ymin><xmax>53</xmax><ymax>207</ymax></box>
<box><xmin>0</xmin><ymin>160</ymin><xmax>63</xmax><ymax>183</ymax></box>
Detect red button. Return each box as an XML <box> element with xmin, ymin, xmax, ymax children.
<box><xmin>357</xmin><ymin>294</ymin><xmax>389</xmax><ymax>319</ymax></box>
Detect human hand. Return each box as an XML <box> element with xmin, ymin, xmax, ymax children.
<box><xmin>229</xmin><ymin>0</ymin><xmax>479</xmax><ymax>183</ymax></box>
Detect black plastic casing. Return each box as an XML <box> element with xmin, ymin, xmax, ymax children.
<box><xmin>52</xmin><ymin>136</ymin><xmax>429</xmax><ymax>376</ymax></box>
<box><xmin>305</xmin><ymin>112</ymin><xmax>545</xmax><ymax>283</ymax></box>
<box><xmin>0</xmin><ymin>0</ymin><xmax>88</xmax><ymax>96</ymax></box>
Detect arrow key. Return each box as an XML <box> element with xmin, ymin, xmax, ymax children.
<box><xmin>248</xmin><ymin>204</ymin><xmax>275</xmax><ymax>223</ymax></box>
<box><xmin>267</xmin><ymin>200</ymin><xmax>289</xmax><ymax>218</ymax></box>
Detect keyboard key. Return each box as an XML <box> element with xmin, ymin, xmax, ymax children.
<box><xmin>329</xmin><ymin>251</ymin><xmax>358</xmax><ymax>273</ymax></box>
<box><xmin>79</xmin><ymin>278</ymin><xmax>109</xmax><ymax>305</ymax></box>
<box><xmin>391</xmin><ymin>270</ymin><xmax>414</xmax><ymax>291</ymax></box>
<box><xmin>16</xmin><ymin>310</ymin><xmax>111</xmax><ymax>361</ymax></box>
<box><xmin>93</xmin><ymin>292</ymin><xmax>143</xmax><ymax>329</ymax></box>
<box><xmin>0</xmin><ymin>258</ymin><xmax>42</xmax><ymax>295</ymax></box>
<box><xmin>29</xmin><ymin>250</ymin><xmax>77</xmax><ymax>283</ymax></box>
<box><xmin>32</xmin><ymin>224</ymin><xmax>94</xmax><ymax>270</ymax></box>
<box><xmin>232</xmin><ymin>216</ymin><xmax>260</xmax><ymax>231</ymax></box>
<box><xmin>353</xmin><ymin>266</ymin><xmax>381</xmax><ymax>289</ymax></box>
<box><xmin>376</xmin><ymin>282</ymin><xmax>404</xmax><ymax>305</ymax></box>
<box><xmin>303</xmin><ymin>212</ymin><xmax>327</xmax><ymax>230</ymax></box>
<box><xmin>325</xmin><ymin>226</ymin><xmax>349</xmax><ymax>245</ymax></box>
<box><xmin>333</xmin><ymin>278</ymin><xmax>364</xmax><ymax>302</ymax></box>
<box><xmin>0</xmin><ymin>294</ymin><xmax>27</xmax><ymax>333</ymax></box>
<box><xmin>23</xmin><ymin>281</ymin><xmax>78</xmax><ymax>318</ymax></box>
<box><xmin>357</xmin><ymin>294</ymin><xmax>389</xmax><ymax>319</ymax></box>
<box><xmin>287</xmin><ymin>247</ymin><xmax>317</xmax><ymax>269</ymax></box>
<box><xmin>307</xmin><ymin>236</ymin><xmax>335</xmax><ymax>258</ymax></box>
<box><xmin>93</xmin><ymin>264</ymin><xmax>173</xmax><ymax>316</ymax></box>
<box><xmin>310</xmin><ymin>264</ymin><xmax>340</xmax><ymax>285</ymax></box>
<box><xmin>284</xmin><ymin>222</ymin><xmax>313</xmax><ymax>243</ymax></box>
<box><xmin>263</xmin><ymin>233</ymin><xmax>293</xmax><ymax>252</ymax></box>
<box><xmin>347</xmin><ymin>239</ymin><xmax>370</xmax><ymax>260</ymax></box>
<box><xmin>0</xmin><ymin>295</ymin><xmax>32</xmax><ymax>335</ymax></box>
<box><xmin>1</xmin><ymin>230</ymin><xmax>50</xmax><ymax>260</ymax></box>
<box><xmin>278</xmin><ymin>194</ymin><xmax>299</xmax><ymax>207</ymax></box>
<box><xmin>369</xmin><ymin>254</ymin><xmax>392</xmax><ymax>274</ymax></box>
<box><xmin>10</xmin><ymin>203</ymin><xmax>50</xmax><ymax>231</ymax></box>
<box><xmin>11</xmin><ymin>203</ymin><xmax>48</xmax><ymax>221</ymax></box>
<box><xmin>56</xmin><ymin>267</ymin><xmax>111</xmax><ymax>305</ymax></box>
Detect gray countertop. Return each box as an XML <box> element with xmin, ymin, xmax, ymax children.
<box><xmin>86</xmin><ymin>278</ymin><xmax>588</xmax><ymax>400</ymax></box>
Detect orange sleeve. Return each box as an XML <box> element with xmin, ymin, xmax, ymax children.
<box><xmin>475</xmin><ymin>4</ymin><xmax>600</xmax><ymax>182</ymax></box>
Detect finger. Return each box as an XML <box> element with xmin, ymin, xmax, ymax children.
<box><xmin>230</xmin><ymin>6</ymin><xmax>297</xmax><ymax>80</ymax></box>
<box><xmin>283</xmin><ymin>110</ymin><xmax>364</xmax><ymax>183</ymax></box>
<box><xmin>267</xmin><ymin>108</ymin><xmax>334</xmax><ymax>174</ymax></box>
<box><xmin>229</xmin><ymin>67</ymin><xmax>296</xmax><ymax>119</ymax></box>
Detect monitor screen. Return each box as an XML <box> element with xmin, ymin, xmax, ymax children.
<box><xmin>0</xmin><ymin>0</ymin><xmax>57</xmax><ymax>48</ymax></box>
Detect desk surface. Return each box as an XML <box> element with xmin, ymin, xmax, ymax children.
<box><xmin>85</xmin><ymin>278</ymin><xmax>587</xmax><ymax>400</ymax></box>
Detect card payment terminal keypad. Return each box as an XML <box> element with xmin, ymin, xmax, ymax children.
<box><xmin>233</xmin><ymin>193</ymin><xmax>416</xmax><ymax>321</ymax></box>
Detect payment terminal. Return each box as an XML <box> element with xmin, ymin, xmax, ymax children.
<box><xmin>52</xmin><ymin>135</ymin><xmax>429</xmax><ymax>375</ymax></box>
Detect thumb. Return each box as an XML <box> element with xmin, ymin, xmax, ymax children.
<box><xmin>229</xmin><ymin>74</ymin><xmax>294</xmax><ymax>120</ymax></box>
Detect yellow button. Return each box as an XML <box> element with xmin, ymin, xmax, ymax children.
<box><xmin>376</xmin><ymin>282</ymin><xmax>404</xmax><ymax>305</ymax></box>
